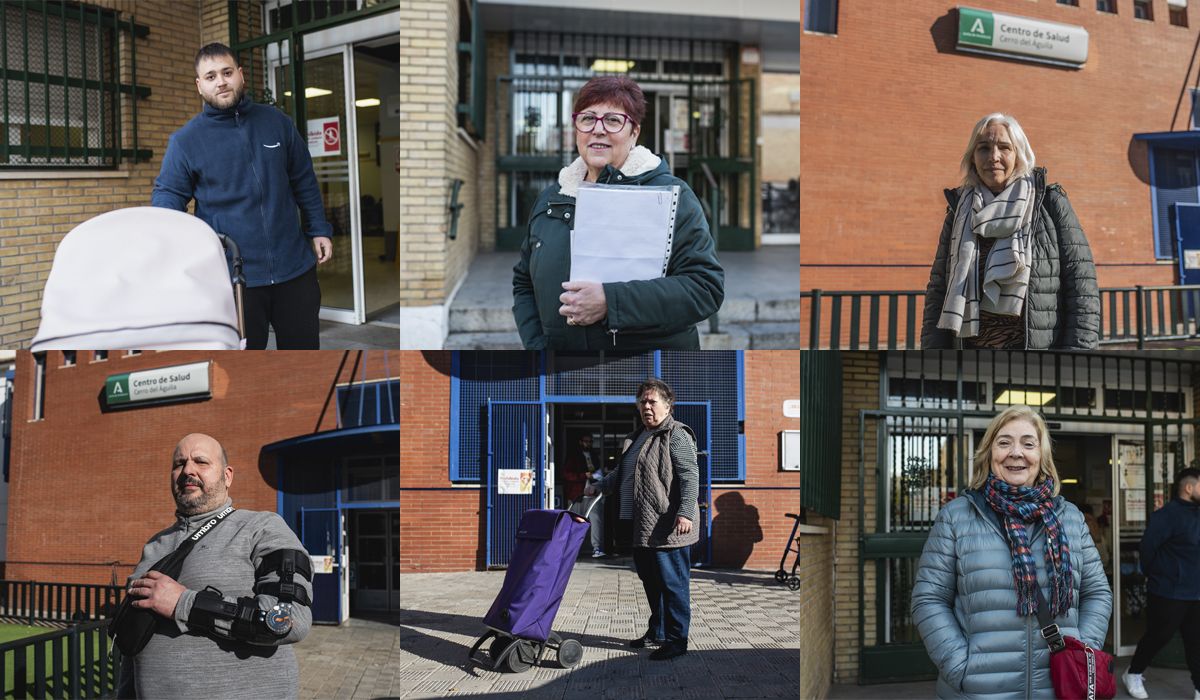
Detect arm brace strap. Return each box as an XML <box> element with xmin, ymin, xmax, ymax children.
<box><xmin>189</xmin><ymin>588</ymin><xmax>285</xmax><ymax>642</ymax></box>
<box><xmin>255</xmin><ymin>548</ymin><xmax>313</xmax><ymax>606</ymax></box>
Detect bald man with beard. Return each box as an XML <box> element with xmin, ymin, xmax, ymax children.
<box><xmin>116</xmin><ymin>434</ymin><xmax>314</xmax><ymax>699</ymax></box>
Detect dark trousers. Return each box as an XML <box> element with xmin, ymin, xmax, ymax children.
<box><xmin>632</xmin><ymin>545</ymin><xmax>691</xmax><ymax>645</ymax></box>
<box><xmin>1130</xmin><ymin>592</ymin><xmax>1200</xmax><ymax>690</ymax></box>
<box><xmin>243</xmin><ymin>265</ymin><xmax>321</xmax><ymax>349</ymax></box>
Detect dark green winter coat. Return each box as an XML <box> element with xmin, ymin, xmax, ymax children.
<box><xmin>512</xmin><ymin>149</ymin><xmax>724</xmax><ymax>350</ymax></box>
<box><xmin>921</xmin><ymin>168</ymin><xmax>1100</xmax><ymax>350</ymax></box>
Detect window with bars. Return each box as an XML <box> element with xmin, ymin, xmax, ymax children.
<box><xmin>1097</xmin><ymin>0</ymin><xmax>1117</xmax><ymax>12</ymax></box>
<box><xmin>1134</xmin><ymin>0</ymin><xmax>1154</xmax><ymax>19</ymax></box>
<box><xmin>1</xmin><ymin>1</ymin><xmax>150</xmax><ymax>168</ymax></box>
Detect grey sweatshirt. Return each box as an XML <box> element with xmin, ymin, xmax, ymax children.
<box><xmin>120</xmin><ymin>499</ymin><xmax>313</xmax><ymax>699</ymax></box>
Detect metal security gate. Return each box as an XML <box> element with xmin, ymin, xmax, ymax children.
<box><xmin>857</xmin><ymin>351</ymin><xmax>1200</xmax><ymax>683</ymax></box>
<box><xmin>486</xmin><ymin>400</ymin><xmax>547</xmax><ymax>568</ymax></box>
<box><xmin>492</xmin><ymin>75</ymin><xmax>757</xmax><ymax>251</ymax></box>
<box><xmin>675</xmin><ymin>401</ymin><xmax>713</xmax><ymax>565</ymax></box>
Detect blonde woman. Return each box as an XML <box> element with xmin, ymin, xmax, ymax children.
<box><xmin>911</xmin><ymin>405</ymin><xmax>1112</xmax><ymax>698</ymax></box>
<box><xmin>921</xmin><ymin>113</ymin><xmax>1099</xmax><ymax>349</ymax></box>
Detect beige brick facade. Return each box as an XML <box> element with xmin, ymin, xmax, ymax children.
<box><xmin>0</xmin><ymin>0</ymin><xmax>264</xmax><ymax>347</ymax></box>
<box><xmin>399</xmin><ymin>0</ymin><xmax>486</xmax><ymax>307</ymax></box>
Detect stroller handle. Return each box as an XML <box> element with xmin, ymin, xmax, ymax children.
<box><xmin>215</xmin><ymin>233</ymin><xmax>246</xmax><ymax>340</ymax></box>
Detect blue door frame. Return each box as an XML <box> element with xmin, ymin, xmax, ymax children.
<box><xmin>485</xmin><ymin>400</ymin><xmax>546</xmax><ymax>568</ymax></box>
<box><xmin>484</xmin><ymin>396</ymin><xmax>715</xmax><ymax>568</ymax></box>
<box><xmin>299</xmin><ymin>506</ymin><xmax>341</xmax><ymax>624</ymax></box>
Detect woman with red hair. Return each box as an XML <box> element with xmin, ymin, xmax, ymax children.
<box><xmin>512</xmin><ymin>75</ymin><xmax>724</xmax><ymax>350</ymax></box>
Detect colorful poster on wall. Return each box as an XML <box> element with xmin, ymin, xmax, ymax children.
<box><xmin>307</xmin><ymin>116</ymin><xmax>341</xmax><ymax>158</ymax></box>
<box><xmin>498</xmin><ymin>469</ymin><xmax>534</xmax><ymax>495</ymax></box>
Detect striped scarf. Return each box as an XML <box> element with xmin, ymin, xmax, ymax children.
<box><xmin>982</xmin><ymin>472</ymin><xmax>1073</xmax><ymax>618</ymax></box>
<box><xmin>937</xmin><ymin>177</ymin><xmax>1036</xmax><ymax>338</ymax></box>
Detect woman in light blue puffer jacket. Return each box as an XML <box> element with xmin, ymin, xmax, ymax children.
<box><xmin>911</xmin><ymin>405</ymin><xmax>1112</xmax><ymax>699</ymax></box>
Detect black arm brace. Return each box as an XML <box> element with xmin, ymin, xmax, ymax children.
<box><xmin>187</xmin><ymin>549</ymin><xmax>312</xmax><ymax>643</ymax></box>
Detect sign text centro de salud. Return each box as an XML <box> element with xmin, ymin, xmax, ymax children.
<box><xmin>105</xmin><ymin>361</ymin><xmax>212</xmax><ymax>406</ymax></box>
<box><xmin>958</xmin><ymin>6</ymin><xmax>1088</xmax><ymax>68</ymax></box>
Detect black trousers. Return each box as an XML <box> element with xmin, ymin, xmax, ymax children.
<box><xmin>1130</xmin><ymin>592</ymin><xmax>1200</xmax><ymax>690</ymax></box>
<box><xmin>243</xmin><ymin>265</ymin><xmax>321</xmax><ymax>350</ymax></box>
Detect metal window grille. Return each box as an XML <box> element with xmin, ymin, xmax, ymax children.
<box><xmin>1097</xmin><ymin>0</ymin><xmax>1117</xmax><ymax>13</ymax></box>
<box><xmin>800</xmin><ymin>351</ymin><xmax>841</xmax><ymax>518</ymax></box>
<box><xmin>336</xmin><ymin>379</ymin><xmax>399</xmax><ymax>428</ymax></box>
<box><xmin>0</xmin><ymin>1</ymin><xmax>150</xmax><ymax>168</ymax></box>
<box><xmin>453</xmin><ymin>353</ymin><xmax>541</xmax><ymax>481</ymax></box>
<box><xmin>1135</xmin><ymin>0</ymin><xmax>1154</xmax><ymax>20</ymax></box>
<box><xmin>510</xmin><ymin>32</ymin><xmax>733</xmax><ymax>82</ymax></box>
<box><xmin>661</xmin><ymin>351</ymin><xmax>742</xmax><ymax>482</ymax></box>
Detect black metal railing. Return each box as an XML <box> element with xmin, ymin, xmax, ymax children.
<box><xmin>0</xmin><ymin>619</ymin><xmax>121</xmax><ymax>698</ymax></box>
<box><xmin>0</xmin><ymin>580</ymin><xmax>123</xmax><ymax>626</ymax></box>
<box><xmin>803</xmin><ymin>285</ymin><xmax>1200</xmax><ymax>349</ymax></box>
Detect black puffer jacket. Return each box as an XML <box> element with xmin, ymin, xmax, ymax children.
<box><xmin>921</xmin><ymin>168</ymin><xmax>1100</xmax><ymax>349</ymax></box>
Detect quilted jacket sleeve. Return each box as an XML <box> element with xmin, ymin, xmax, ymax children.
<box><xmin>1045</xmin><ymin>187</ymin><xmax>1100</xmax><ymax>349</ymax></box>
<box><xmin>911</xmin><ymin>503</ymin><xmax>969</xmax><ymax>689</ymax></box>
<box><xmin>1072</xmin><ymin>508</ymin><xmax>1113</xmax><ymax>648</ymax></box>
<box><xmin>921</xmin><ymin>202</ymin><xmax>957</xmax><ymax>349</ymax></box>
<box><xmin>512</xmin><ymin>191</ymin><xmax>550</xmax><ymax>350</ymax></box>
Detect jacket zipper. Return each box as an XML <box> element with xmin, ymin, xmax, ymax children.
<box><xmin>237</xmin><ymin>107</ymin><xmax>275</xmax><ymax>284</ymax></box>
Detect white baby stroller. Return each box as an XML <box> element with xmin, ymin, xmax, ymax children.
<box><xmin>30</xmin><ymin>207</ymin><xmax>246</xmax><ymax>350</ymax></box>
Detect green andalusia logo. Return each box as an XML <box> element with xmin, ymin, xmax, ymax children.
<box><xmin>959</xmin><ymin>8</ymin><xmax>994</xmax><ymax>46</ymax></box>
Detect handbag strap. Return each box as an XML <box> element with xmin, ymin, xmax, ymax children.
<box><xmin>1034</xmin><ymin>585</ymin><xmax>1067</xmax><ymax>653</ymax></box>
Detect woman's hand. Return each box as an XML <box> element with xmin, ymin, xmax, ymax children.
<box><xmin>559</xmin><ymin>281</ymin><xmax>607</xmax><ymax>326</ymax></box>
<box><xmin>674</xmin><ymin>516</ymin><xmax>692</xmax><ymax>536</ymax></box>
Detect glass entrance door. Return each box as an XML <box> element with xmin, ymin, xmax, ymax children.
<box><xmin>349</xmin><ymin>508</ymin><xmax>398</xmax><ymax>612</ymax></box>
<box><xmin>274</xmin><ymin>49</ymin><xmax>360</xmax><ymax>323</ymax></box>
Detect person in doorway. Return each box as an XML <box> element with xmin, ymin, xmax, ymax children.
<box><xmin>1081</xmin><ymin>502</ymin><xmax>1112</xmax><ymax>575</ymax></box>
<box><xmin>562</xmin><ymin>434</ymin><xmax>595</xmax><ymax>506</ymax></box>
<box><xmin>911</xmin><ymin>405</ymin><xmax>1112</xmax><ymax>698</ymax></box>
<box><xmin>152</xmin><ymin>42</ymin><xmax>333</xmax><ymax>350</ymax></box>
<box><xmin>586</xmin><ymin>378</ymin><xmax>698</xmax><ymax>660</ymax></box>
<box><xmin>1121</xmin><ymin>467</ymin><xmax>1200</xmax><ymax>700</ymax></box>
<box><xmin>512</xmin><ymin>75</ymin><xmax>724</xmax><ymax>350</ymax></box>
<box><xmin>116</xmin><ymin>433</ymin><xmax>314</xmax><ymax>699</ymax></box>
<box><xmin>921</xmin><ymin>113</ymin><xmax>1099</xmax><ymax>349</ymax></box>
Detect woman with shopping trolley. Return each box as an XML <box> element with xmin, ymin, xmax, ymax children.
<box><xmin>586</xmin><ymin>378</ymin><xmax>698</xmax><ymax>661</ymax></box>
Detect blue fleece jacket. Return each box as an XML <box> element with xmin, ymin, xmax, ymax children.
<box><xmin>151</xmin><ymin>94</ymin><xmax>332</xmax><ymax>287</ymax></box>
<box><xmin>1140</xmin><ymin>496</ymin><xmax>1200</xmax><ymax>600</ymax></box>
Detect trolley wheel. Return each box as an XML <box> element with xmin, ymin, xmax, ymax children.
<box><xmin>488</xmin><ymin>636</ymin><xmax>512</xmax><ymax>662</ymax></box>
<box><xmin>503</xmin><ymin>639</ymin><xmax>536</xmax><ymax>673</ymax></box>
<box><xmin>556</xmin><ymin>638</ymin><xmax>584</xmax><ymax>669</ymax></box>
<box><xmin>774</xmin><ymin>569</ymin><xmax>788</xmax><ymax>584</ymax></box>
<box><xmin>787</xmin><ymin>575</ymin><xmax>801</xmax><ymax>591</ymax></box>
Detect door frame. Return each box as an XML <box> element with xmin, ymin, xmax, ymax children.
<box><xmin>267</xmin><ymin>43</ymin><xmax>366</xmax><ymax>324</ymax></box>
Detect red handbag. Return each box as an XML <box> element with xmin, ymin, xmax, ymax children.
<box><xmin>1037</xmin><ymin>589</ymin><xmax>1116</xmax><ymax>700</ymax></box>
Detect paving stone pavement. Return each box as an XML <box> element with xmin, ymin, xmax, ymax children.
<box><xmin>398</xmin><ymin>558</ymin><xmax>801</xmax><ymax>699</ymax></box>
<box><xmin>295</xmin><ymin>614</ymin><xmax>402</xmax><ymax>699</ymax></box>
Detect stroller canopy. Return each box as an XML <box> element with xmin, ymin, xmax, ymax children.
<box><xmin>30</xmin><ymin>207</ymin><xmax>241</xmax><ymax>351</ymax></box>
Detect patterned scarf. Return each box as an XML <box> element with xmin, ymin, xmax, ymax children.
<box><xmin>982</xmin><ymin>472</ymin><xmax>1073</xmax><ymax>618</ymax></box>
<box><xmin>937</xmin><ymin>177</ymin><xmax>1036</xmax><ymax>338</ymax></box>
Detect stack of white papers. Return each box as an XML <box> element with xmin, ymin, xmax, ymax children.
<box><xmin>569</xmin><ymin>183</ymin><xmax>679</xmax><ymax>284</ymax></box>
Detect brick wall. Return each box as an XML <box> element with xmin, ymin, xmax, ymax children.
<box><xmin>6</xmin><ymin>350</ymin><xmax>400</xmax><ymax>585</ymax></box>
<box><xmin>800</xmin><ymin>0</ymin><xmax>1188</xmax><ymax>293</ymax></box>
<box><xmin>398</xmin><ymin>350</ymin><xmax>481</xmax><ymax>571</ymax></box>
<box><xmin>399</xmin><ymin>0</ymin><xmax>487</xmax><ymax>308</ymax></box>
<box><xmin>799</xmin><ymin>512</ymin><xmax>834</xmax><ymax>700</ymax></box>
<box><xmin>832</xmin><ymin>352</ymin><xmax>880</xmax><ymax>682</ymax></box>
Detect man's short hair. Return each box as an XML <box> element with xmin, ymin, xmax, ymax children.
<box><xmin>195</xmin><ymin>42</ymin><xmax>238</xmax><ymax>75</ymax></box>
<box><xmin>1175</xmin><ymin>467</ymin><xmax>1200</xmax><ymax>497</ymax></box>
<box><xmin>636</xmin><ymin>378</ymin><xmax>675</xmax><ymax>407</ymax></box>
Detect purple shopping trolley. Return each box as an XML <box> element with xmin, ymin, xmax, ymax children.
<box><xmin>468</xmin><ymin>500</ymin><xmax>599</xmax><ymax>672</ymax></box>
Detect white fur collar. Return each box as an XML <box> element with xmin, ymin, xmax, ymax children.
<box><xmin>557</xmin><ymin>145</ymin><xmax>661</xmax><ymax>197</ymax></box>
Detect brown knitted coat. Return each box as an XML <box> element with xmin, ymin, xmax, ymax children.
<box><xmin>618</xmin><ymin>415</ymin><xmax>701</xmax><ymax>550</ymax></box>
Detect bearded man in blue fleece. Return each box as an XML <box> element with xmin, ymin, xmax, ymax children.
<box><xmin>152</xmin><ymin>42</ymin><xmax>333</xmax><ymax>349</ymax></box>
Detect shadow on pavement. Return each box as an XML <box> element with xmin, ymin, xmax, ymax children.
<box><xmin>400</xmin><ymin>607</ymin><xmax>798</xmax><ymax>698</ymax></box>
